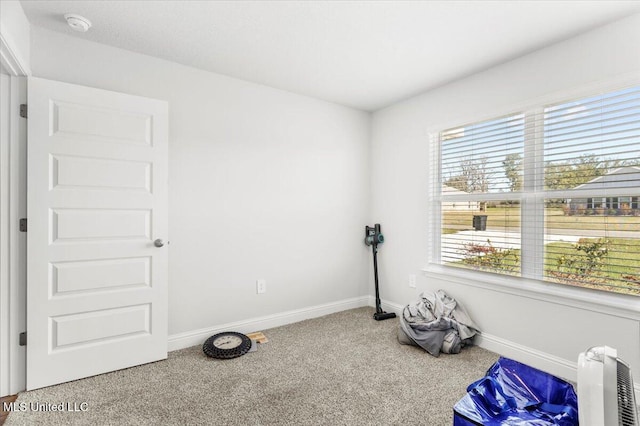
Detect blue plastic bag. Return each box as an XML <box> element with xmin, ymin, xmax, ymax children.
<box><xmin>453</xmin><ymin>357</ymin><xmax>578</xmax><ymax>425</ymax></box>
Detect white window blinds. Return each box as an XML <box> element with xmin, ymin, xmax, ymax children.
<box><xmin>543</xmin><ymin>86</ymin><xmax>640</xmax><ymax>294</ymax></box>
<box><xmin>437</xmin><ymin>85</ymin><xmax>640</xmax><ymax>296</ymax></box>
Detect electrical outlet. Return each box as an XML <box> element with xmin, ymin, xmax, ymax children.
<box><xmin>256</xmin><ymin>279</ymin><xmax>267</xmax><ymax>294</ymax></box>
<box><xmin>409</xmin><ymin>274</ymin><xmax>416</xmax><ymax>288</ymax></box>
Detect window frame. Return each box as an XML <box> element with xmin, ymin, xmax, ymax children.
<box><xmin>424</xmin><ymin>76</ymin><xmax>640</xmax><ymax>313</ymax></box>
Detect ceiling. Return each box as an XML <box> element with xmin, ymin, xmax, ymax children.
<box><xmin>20</xmin><ymin>1</ymin><xmax>640</xmax><ymax>111</ymax></box>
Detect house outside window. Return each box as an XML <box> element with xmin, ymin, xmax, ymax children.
<box><xmin>436</xmin><ymin>85</ymin><xmax>640</xmax><ymax>296</ymax></box>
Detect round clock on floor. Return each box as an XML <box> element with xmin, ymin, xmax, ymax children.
<box><xmin>203</xmin><ymin>332</ymin><xmax>252</xmax><ymax>359</ymax></box>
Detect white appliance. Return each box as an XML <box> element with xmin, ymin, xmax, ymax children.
<box><xmin>578</xmin><ymin>346</ymin><xmax>639</xmax><ymax>426</ymax></box>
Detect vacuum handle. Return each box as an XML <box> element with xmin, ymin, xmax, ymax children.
<box><xmin>364</xmin><ymin>223</ymin><xmax>384</xmax><ymax>246</ymax></box>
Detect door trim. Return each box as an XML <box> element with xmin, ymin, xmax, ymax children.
<box><xmin>0</xmin><ymin>74</ymin><xmax>27</xmax><ymax>397</ymax></box>
<box><xmin>0</xmin><ymin>33</ymin><xmax>30</xmax><ymax>77</ymax></box>
<box><xmin>0</xmin><ymin>28</ymin><xmax>29</xmax><ymax>397</ymax></box>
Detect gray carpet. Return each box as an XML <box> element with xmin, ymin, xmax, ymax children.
<box><xmin>6</xmin><ymin>307</ymin><xmax>499</xmax><ymax>425</ymax></box>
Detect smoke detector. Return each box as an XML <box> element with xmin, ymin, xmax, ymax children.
<box><xmin>64</xmin><ymin>14</ymin><xmax>92</xmax><ymax>32</ymax></box>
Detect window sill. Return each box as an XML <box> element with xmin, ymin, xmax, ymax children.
<box><xmin>422</xmin><ymin>263</ymin><xmax>640</xmax><ymax>320</ymax></box>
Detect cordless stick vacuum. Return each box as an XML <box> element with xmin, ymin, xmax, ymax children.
<box><xmin>365</xmin><ymin>224</ymin><xmax>396</xmax><ymax>321</ymax></box>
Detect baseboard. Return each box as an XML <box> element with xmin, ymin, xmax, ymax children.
<box><xmin>372</xmin><ymin>296</ymin><xmax>578</xmax><ymax>382</ymax></box>
<box><xmin>371</xmin><ymin>296</ymin><xmax>577</xmax><ymax>380</ymax></box>
<box><xmin>368</xmin><ymin>296</ymin><xmax>404</xmax><ymax>315</ymax></box>
<box><xmin>173</xmin><ymin>295</ymin><xmax>640</xmax><ymax>400</ymax></box>
<box><xmin>476</xmin><ymin>332</ymin><xmax>640</xmax><ymax>401</ymax></box>
<box><xmin>474</xmin><ymin>332</ymin><xmax>578</xmax><ymax>382</ymax></box>
<box><xmin>375</xmin><ymin>296</ymin><xmax>640</xmax><ymax>400</ymax></box>
<box><xmin>168</xmin><ymin>296</ymin><xmax>370</xmax><ymax>352</ymax></box>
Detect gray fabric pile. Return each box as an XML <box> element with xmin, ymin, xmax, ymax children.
<box><xmin>398</xmin><ymin>289</ymin><xmax>480</xmax><ymax>356</ymax></box>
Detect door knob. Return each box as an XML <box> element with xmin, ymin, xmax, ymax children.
<box><xmin>154</xmin><ymin>239</ymin><xmax>164</xmax><ymax>248</ymax></box>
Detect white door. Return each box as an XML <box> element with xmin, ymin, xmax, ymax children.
<box><xmin>27</xmin><ymin>77</ymin><xmax>168</xmax><ymax>390</ymax></box>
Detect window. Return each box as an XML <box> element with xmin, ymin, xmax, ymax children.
<box><xmin>436</xmin><ymin>85</ymin><xmax>640</xmax><ymax>296</ymax></box>
<box><xmin>440</xmin><ymin>114</ymin><xmax>524</xmax><ymax>276</ymax></box>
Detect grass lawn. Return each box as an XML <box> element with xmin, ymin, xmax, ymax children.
<box><xmin>448</xmin><ymin>237</ymin><xmax>640</xmax><ymax>296</ymax></box>
<box><xmin>443</xmin><ymin>206</ymin><xmax>520</xmax><ymax>230</ymax></box>
<box><xmin>443</xmin><ymin>206</ymin><xmax>640</xmax><ymax>295</ymax></box>
<box><xmin>544</xmin><ymin>208</ymin><xmax>640</xmax><ymax>232</ymax></box>
<box><xmin>443</xmin><ymin>207</ymin><xmax>640</xmax><ymax>232</ymax></box>
<box><xmin>442</xmin><ymin>228</ymin><xmax>460</xmax><ymax>234</ymax></box>
<box><xmin>544</xmin><ymin>238</ymin><xmax>640</xmax><ymax>295</ymax></box>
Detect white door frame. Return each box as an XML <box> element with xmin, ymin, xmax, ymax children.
<box><xmin>0</xmin><ymin>33</ymin><xmax>29</xmax><ymax>397</ymax></box>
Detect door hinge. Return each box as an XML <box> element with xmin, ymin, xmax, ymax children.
<box><xmin>19</xmin><ymin>104</ymin><xmax>27</xmax><ymax>119</ymax></box>
<box><xmin>19</xmin><ymin>218</ymin><xmax>27</xmax><ymax>232</ymax></box>
<box><xmin>19</xmin><ymin>332</ymin><xmax>26</xmax><ymax>346</ymax></box>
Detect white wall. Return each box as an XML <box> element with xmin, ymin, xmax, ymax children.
<box><xmin>371</xmin><ymin>13</ymin><xmax>640</xmax><ymax>383</ymax></box>
<box><xmin>30</xmin><ymin>28</ymin><xmax>371</xmax><ymax>339</ymax></box>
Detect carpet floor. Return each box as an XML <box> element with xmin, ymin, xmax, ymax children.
<box><xmin>6</xmin><ymin>307</ymin><xmax>499</xmax><ymax>425</ymax></box>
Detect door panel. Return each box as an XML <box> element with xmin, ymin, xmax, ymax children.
<box><xmin>52</xmin><ymin>155</ymin><xmax>152</xmax><ymax>192</ymax></box>
<box><xmin>51</xmin><ymin>208</ymin><xmax>151</xmax><ymax>241</ymax></box>
<box><xmin>27</xmin><ymin>77</ymin><xmax>168</xmax><ymax>390</ymax></box>
<box><xmin>51</xmin><ymin>257</ymin><xmax>150</xmax><ymax>295</ymax></box>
